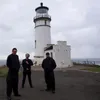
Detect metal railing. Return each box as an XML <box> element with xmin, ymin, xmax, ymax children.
<box><xmin>34</xmin><ymin>14</ymin><xmax>51</xmax><ymax>20</ymax></box>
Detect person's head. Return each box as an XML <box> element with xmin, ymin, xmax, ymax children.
<box><xmin>25</xmin><ymin>53</ymin><xmax>30</xmax><ymax>59</ymax></box>
<box><xmin>46</xmin><ymin>52</ymin><xmax>50</xmax><ymax>58</ymax></box>
<box><xmin>12</xmin><ymin>48</ymin><xmax>17</xmax><ymax>55</ymax></box>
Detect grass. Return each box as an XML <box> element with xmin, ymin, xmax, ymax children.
<box><xmin>81</xmin><ymin>67</ymin><xmax>100</xmax><ymax>72</ymax></box>
<box><xmin>0</xmin><ymin>66</ymin><xmax>22</xmax><ymax>77</ymax></box>
<box><xmin>73</xmin><ymin>62</ymin><xmax>100</xmax><ymax>72</ymax></box>
<box><xmin>0</xmin><ymin>66</ymin><xmax>8</xmax><ymax>77</ymax></box>
<box><xmin>73</xmin><ymin>62</ymin><xmax>100</xmax><ymax>67</ymax></box>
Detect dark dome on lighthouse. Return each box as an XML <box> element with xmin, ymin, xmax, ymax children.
<box><xmin>35</xmin><ymin>2</ymin><xmax>49</xmax><ymax>12</ymax></box>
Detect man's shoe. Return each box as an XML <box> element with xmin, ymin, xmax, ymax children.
<box><xmin>7</xmin><ymin>96</ymin><xmax>11</xmax><ymax>100</ymax></box>
<box><xmin>14</xmin><ymin>94</ymin><xmax>21</xmax><ymax>97</ymax></box>
<box><xmin>22</xmin><ymin>86</ymin><xmax>24</xmax><ymax>88</ymax></box>
<box><xmin>22</xmin><ymin>85</ymin><xmax>24</xmax><ymax>88</ymax></box>
<box><xmin>52</xmin><ymin>90</ymin><xmax>55</xmax><ymax>94</ymax></box>
<box><xmin>30</xmin><ymin>86</ymin><xmax>34</xmax><ymax>88</ymax></box>
<box><xmin>45</xmin><ymin>88</ymin><xmax>50</xmax><ymax>92</ymax></box>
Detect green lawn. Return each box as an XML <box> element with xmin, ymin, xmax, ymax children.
<box><xmin>81</xmin><ymin>67</ymin><xmax>100</xmax><ymax>72</ymax></box>
<box><xmin>0</xmin><ymin>66</ymin><xmax>8</xmax><ymax>77</ymax></box>
<box><xmin>0</xmin><ymin>66</ymin><xmax>22</xmax><ymax>77</ymax></box>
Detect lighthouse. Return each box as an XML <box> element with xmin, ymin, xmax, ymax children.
<box><xmin>33</xmin><ymin>3</ymin><xmax>72</xmax><ymax>67</ymax></box>
<box><xmin>34</xmin><ymin>3</ymin><xmax>51</xmax><ymax>65</ymax></box>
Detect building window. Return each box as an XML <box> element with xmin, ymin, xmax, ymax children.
<box><xmin>45</xmin><ymin>20</ymin><xmax>47</xmax><ymax>25</ymax></box>
<box><xmin>35</xmin><ymin>40</ymin><xmax>36</xmax><ymax>48</ymax></box>
<box><xmin>37</xmin><ymin>8</ymin><xmax>47</xmax><ymax>13</ymax></box>
<box><xmin>51</xmin><ymin>52</ymin><xmax>53</xmax><ymax>58</ymax></box>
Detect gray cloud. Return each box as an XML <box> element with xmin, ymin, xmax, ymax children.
<box><xmin>0</xmin><ymin>0</ymin><xmax>100</xmax><ymax>59</ymax></box>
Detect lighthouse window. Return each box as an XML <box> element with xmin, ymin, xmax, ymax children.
<box><xmin>37</xmin><ymin>9</ymin><xmax>47</xmax><ymax>13</ymax></box>
<box><xmin>35</xmin><ymin>40</ymin><xmax>36</xmax><ymax>48</ymax></box>
<box><xmin>45</xmin><ymin>20</ymin><xmax>47</xmax><ymax>25</ymax></box>
<box><xmin>51</xmin><ymin>52</ymin><xmax>53</xmax><ymax>58</ymax></box>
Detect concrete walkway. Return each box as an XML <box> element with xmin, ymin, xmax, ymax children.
<box><xmin>1</xmin><ymin>69</ymin><xmax>100</xmax><ymax>100</ymax></box>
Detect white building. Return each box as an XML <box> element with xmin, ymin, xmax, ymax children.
<box><xmin>33</xmin><ymin>3</ymin><xmax>72</xmax><ymax>67</ymax></box>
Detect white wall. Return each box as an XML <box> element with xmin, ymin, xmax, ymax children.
<box><xmin>34</xmin><ymin>57</ymin><xmax>44</xmax><ymax>66</ymax></box>
<box><xmin>34</xmin><ymin>17</ymin><xmax>51</xmax><ymax>65</ymax></box>
<box><xmin>53</xmin><ymin>41</ymin><xmax>72</xmax><ymax>68</ymax></box>
<box><xmin>35</xmin><ymin>20</ymin><xmax>51</xmax><ymax>57</ymax></box>
<box><xmin>44</xmin><ymin>41</ymin><xmax>72</xmax><ymax>68</ymax></box>
<box><xmin>66</xmin><ymin>45</ymin><xmax>72</xmax><ymax>66</ymax></box>
<box><xmin>57</xmin><ymin>41</ymin><xmax>67</xmax><ymax>46</ymax></box>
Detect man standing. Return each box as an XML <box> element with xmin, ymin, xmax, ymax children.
<box><xmin>42</xmin><ymin>52</ymin><xmax>56</xmax><ymax>93</ymax></box>
<box><xmin>22</xmin><ymin>53</ymin><xmax>33</xmax><ymax>88</ymax></box>
<box><xmin>6</xmin><ymin>48</ymin><xmax>21</xmax><ymax>100</ymax></box>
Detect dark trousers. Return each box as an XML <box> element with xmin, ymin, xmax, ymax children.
<box><xmin>44</xmin><ymin>71</ymin><xmax>55</xmax><ymax>91</ymax></box>
<box><xmin>22</xmin><ymin>70</ymin><xmax>33</xmax><ymax>87</ymax></box>
<box><xmin>6</xmin><ymin>71</ymin><xmax>19</xmax><ymax>97</ymax></box>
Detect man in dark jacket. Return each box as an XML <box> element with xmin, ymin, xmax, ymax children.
<box><xmin>42</xmin><ymin>52</ymin><xmax>56</xmax><ymax>93</ymax></box>
<box><xmin>6</xmin><ymin>48</ymin><xmax>21</xmax><ymax>100</ymax></box>
<box><xmin>22</xmin><ymin>53</ymin><xmax>33</xmax><ymax>88</ymax></box>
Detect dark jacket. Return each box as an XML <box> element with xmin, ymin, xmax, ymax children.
<box><xmin>6</xmin><ymin>54</ymin><xmax>20</xmax><ymax>79</ymax></box>
<box><xmin>42</xmin><ymin>57</ymin><xmax>56</xmax><ymax>72</ymax></box>
<box><xmin>22</xmin><ymin>59</ymin><xmax>33</xmax><ymax>72</ymax></box>
<box><xmin>6</xmin><ymin>54</ymin><xmax>20</xmax><ymax>71</ymax></box>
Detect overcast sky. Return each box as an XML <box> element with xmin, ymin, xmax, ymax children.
<box><xmin>0</xmin><ymin>0</ymin><xmax>100</xmax><ymax>59</ymax></box>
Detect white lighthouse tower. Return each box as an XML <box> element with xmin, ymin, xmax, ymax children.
<box><xmin>33</xmin><ymin>3</ymin><xmax>72</xmax><ymax>67</ymax></box>
<box><xmin>34</xmin><ymin>3</ymin><xmax>51</xmax><ymax>65</ymax></box>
